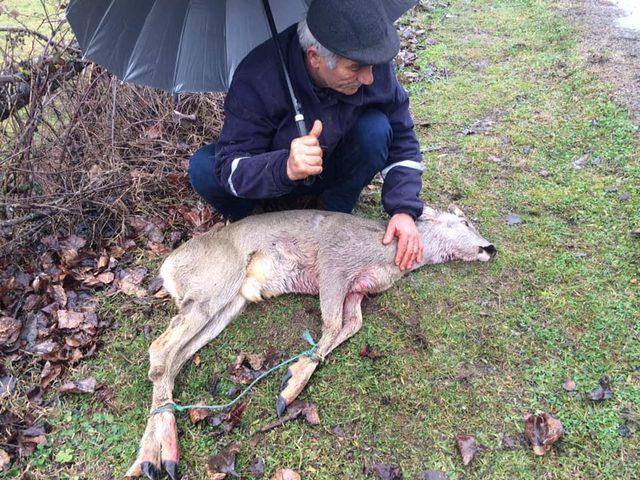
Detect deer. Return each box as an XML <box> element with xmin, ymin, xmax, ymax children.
<box><xmin>125</xmin><ymin>206</ymin><xmax>496</xmax><ymax>479</ymax></box>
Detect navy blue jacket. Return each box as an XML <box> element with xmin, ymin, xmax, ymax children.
<box><xmin>215</xmin><ymin>24</ymin><xmax>424</xmax><ymax>219</ymax></box>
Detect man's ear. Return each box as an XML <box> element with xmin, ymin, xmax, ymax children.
<box><xmin>306</xmin><ymin>46</ymin><xmax>321</xmax><ymax>69</ymax></box>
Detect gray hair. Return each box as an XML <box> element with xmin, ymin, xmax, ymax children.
<box><xmin>297</xmin><ymin>18</ymin><xmax>339</xmax><ymax>70</ymax></box>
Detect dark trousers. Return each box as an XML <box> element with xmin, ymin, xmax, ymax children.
<box><xmin>188</xmin><ymin>109</ymin><xmax>392</xmax><ymax>220</ymax></box>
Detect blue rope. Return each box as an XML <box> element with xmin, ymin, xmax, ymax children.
<box><xmin>150</xmin><ymin>330</ymin><xmax>318</xmax><ymax>415</ymax></box>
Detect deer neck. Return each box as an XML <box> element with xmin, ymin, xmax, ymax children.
<box><xmin>412</xmin><ymin>221</ymin><xmax>454</xmax><ymax>269</ymax></box>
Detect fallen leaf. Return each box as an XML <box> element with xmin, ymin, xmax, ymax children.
<box><xmin>59</xmin><ymin>377</ymin><xmax>96</xmax><ymax>394</ymax></box>
<box><xmin>182</xmin><ymin>206</ymin><xmax>212</xmax><ymax>228</ymax></box>
<box><xmin>588</xmin><ymin>376</ymin><xmax>613</xmax><ymax>401</ymax></box>
<box><xmin>26</xmin><ymin>386</ymin><xmax>43</xmax><ymax>405</ymax></box>
<box><xmin>562</xmin><ymin>378</ymin><xmax>576</xmax><ymax>392</ymax></box>
<box><xmin>0</xmin><ymin>449</ymin><xmax>9</xmax><ymax>472</ymax></box>
<box><xmin>246</xmin><ymin>353</ymin><xmax>265</xmax><ymax>371</ymax></box>
<box><xmin>455</xmin><ymin>434</ymin><xmax>477</xmax><ymax>465</ymax></box>
<box><xmin>359</xmin><ymin>343</ymin><xmax>384</xmax><ymax>360</ymax></box>
<box><xmin>31</xmin><ymin>339</ymin><xmax>58</xmax><ymax>356</ymax></box>
<box><xmin>372</xmin><ymin>463</ymin><xmax>403</xmax><ymax>480</ymax></box>
<box><xmin>302</xmin><ymin>402</ymin><xmax>320</xmax><ymax>425</ymax></box>
<box><xmin>271</xmin><ymin>469</ymin><xmax>301</xmax><ymax>480</ymax></box>
<box><xmin>228</xmin><ymin>355</ymin><xmax>261</xmax><ymax>385</ymax></box>
<box><xmin>31</xmin><ymin>274</ymin><xmax>50</xmax><ymax>294</ymax></box>
<box><xmin>120</xmin><ymin>267</ymin><xmax>148</xmax><ymax>285</ymax></box>
<box><xmin>119</xmin><ymin>280</ymin><xmax>147</xmax><ymax>298</ymax></box>
<box><xmin>205</xmin><ymin>442</ymin><xmax>241</xmax><ymax>479</ymax></box>
<box><xmin>50</xmin><ymin>284</ymin><xmax>67</xmax><ymax>306</ymax></box>
<box><xmin>524</xmin><ymin>412</ymin><xmax>564</xmax><ymax>455</ymax></box>
<box><xmin>95</xmin><ymin>385</ymin><xmax>115</xmax><ymax>404</ymax></box>
<box><xmin>189</xmin><ymin>401</ymin><xmax>212</xmax><ymax>425</ymax></box>
<box><xmin>0</xmin><ymin>316</ymin><xmax>21</xmax><ymax>345</ymax></box>
<box><xmin>192</xmin><ymin>353</ymin><xmax>201</xmax><ymax>367</ymax></box>
<box><xmin>418</xmin><ymin>472</ymin><xmax>446</xmax><ymax>480</ymax></box>
<box><xmin>573</xmin><ymin>153</ymin><xmax>589</xmax><ymax>169</ymax></box>
<box><xmin>258</xmin><ymin>401</ymin><xmax>320</xmax><ymax>432</ymax></box>
<box><xmin>147</xmin><ymin>276</ymin><xmax>164</xmax><ymax>294</ymax></box>
<box><xmin>82</xmin><ymin>271</ymin><xmax>115</xmax><ymax>287</ymax></box>
<box><xmin>0</xmin><ymin>376</ymin><xmax>17</xmax><ymax>396</ymax></box>
<box><xmin>60</xmin><ymin>235</ymin><xmax>86</xmax><ymax>251</ymax></box>
<box><xmin>619</xmin><ymin>192</ymin><xmax>631</xmax><ymax>202</ymax></box>
<box><xmin>506</xmin><ymin>213</ymin><xmax>523</xmax><ymax>225</ymax></box>
<box><xmin>97</xmin><ymin>254</ymin><xmax>110</xmax><ymax>270</ymax></box>
<box><xmin>206</xmin><ymin>376</ymin><xmax>220</xmax><ymax>396</ymax></box>
<box><xmin>501</xmin><ymin>434</ymin><xmax>525</xmax><ymax>450</ymax></box>
<box><xmin>249</xmin><ymin>457</ymin><xmax>265</xmax><ymax>477</ymax></box>
<box><xmin>57</xmin><ymin>310</ymin><xmax>84</xmax><ymax>329</ymax></box>
<box><xmin>222</xmin><ymin>402</ymin><xmax>247</xmax><ymax>434</ymax></box>
<box><xmin>143</xmin><ymin>122</ymin><xmax>163</xmax><ymax>140</ymax></box>
<box><xmin>65</xmin><ymin>332</ymin><xmax>93</xmax><ymax>348</ymax></box>
<box><xmin>40</xmin><ymin>361</ymin><xmax>63</xmax><ymax>388</ymax></box>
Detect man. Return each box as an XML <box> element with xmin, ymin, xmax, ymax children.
<box><xmin>189</xmin><ymin>0</ymin><xmax>425</xmax><ymax>270</ymax></box>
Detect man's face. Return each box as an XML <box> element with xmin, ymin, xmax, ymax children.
<box><xmin>307</xmin><ymin>48</ymin><xmax>374</xmax><ymax>95</ymax></box>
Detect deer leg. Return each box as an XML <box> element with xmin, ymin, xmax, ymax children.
<box><xmin>277</xmin><ymin>283</ymin><xmax>356</xmax><ymax>415</ymax></box>
<box><xmin>125</xmin><ymin>295</ymin><xmax>246</xmax><ymax>480</ymax></box>
<box><xmin>328</xmin><ymin>292</ymin><xmax>364</xmax><ymax>352</ymax></box>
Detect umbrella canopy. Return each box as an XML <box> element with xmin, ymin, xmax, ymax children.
<box><xmin>66</xmin><ymin>0</ymin><xmax>418</xmax><ymax>94</ymax></box>
<box><xmin>66</xmin><ymin>0</ymin><xmax>312</xmax><ymax>93</ymax></box>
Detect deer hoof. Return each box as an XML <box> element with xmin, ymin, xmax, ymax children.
<box><xmin>276</xmin><ymin>395</ymin><xmax>288</xmax><ymax>417</ymax></box>
<box><xmin>126</xmin><ymin>411</ymin><xmax>179</xmax><ymax>479</ymax></box>
<box><xmin>141</xmin><ymin>462</ymin><xmax>161</xmax><ymax>480</ymax></box>
<box><xmin>163</xmin><ymin>460</ymin><xmax>179</xmax><ymax>480</ymax></box>
<box><xmin>276</xmin><ymin>356</ymin><xmax>320</xmax><ymax>416</ymax></box>
<box><xmin>280</xmin><ymin>367</ymin><xmax>292</xmax><ymax>390</ymax></box>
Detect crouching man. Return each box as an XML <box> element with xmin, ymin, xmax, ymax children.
<box><xmin>189</xmin><ymin>0</ymin><xmax>425</xmax><ymax>270</ymax></box>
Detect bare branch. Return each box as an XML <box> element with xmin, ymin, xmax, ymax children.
<box><xmin>0</xmin><ymin>26</ymin><xmax>50</xmax><ymax>42</ymax></box>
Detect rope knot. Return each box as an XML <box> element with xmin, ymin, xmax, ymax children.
<box><xmin>150</xmin><ymin>402</ymin><xmax>177</xmax><ymax>415</ymax></box>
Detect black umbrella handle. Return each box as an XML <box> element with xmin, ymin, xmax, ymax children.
<box><xmin>295</xmin><ymin>114</ymin><xmax>308</xmax><ymax>137</ymax></box>
<box><xmin>262</xmin><ymin>0</ymin><xmax>315</xmax><ymax>186</ymax></box>
<box><xmin>295</xmin><ymin>114</ymin><xmax>314</xmax><ymax>185</ymax></box>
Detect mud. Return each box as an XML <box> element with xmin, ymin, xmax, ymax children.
<box><xmin>556</xmin><ymin>0</ymin><xmax>640</xmax><ymax>123</ymax></box>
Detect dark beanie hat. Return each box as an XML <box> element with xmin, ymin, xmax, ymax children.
<box><xmin>306</xmin><ymin>0</ymin><xmax>418</xmax><ymax>65</ymax></box>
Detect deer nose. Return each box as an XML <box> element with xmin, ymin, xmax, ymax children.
<box><xmin>479</xmin><ymin>245</ymin><xmax>497</xmax><ymax>257</ymax></box>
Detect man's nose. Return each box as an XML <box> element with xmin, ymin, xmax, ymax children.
<box><xmin>358</xmin><ymin>66</ymin><xmax>374</xmax><ymax>85</ymax></box>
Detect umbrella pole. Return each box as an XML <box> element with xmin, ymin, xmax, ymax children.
<box><xmin>260</xmin><ymin>0</ymin><xmax>308</xmax><ymax>138</ymax></box>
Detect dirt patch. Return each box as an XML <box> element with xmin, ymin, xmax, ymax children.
<box><xmin>556</xmin><ymin>0</ymin><xmax>640</xmax><ymax>122</ymax></box>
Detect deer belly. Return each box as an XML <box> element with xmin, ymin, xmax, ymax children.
<box><xmin>240</xmin><ymin>251</ymin><xmax>319</xmax><ymax>302</ymax></box>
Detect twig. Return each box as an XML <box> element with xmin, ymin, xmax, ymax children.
<box><xmin>0</xmin><ymin>26</ymin><xmax>49</xmax><ymax>42</ymax></box>
<box><xmin>0</xmin><ymin>210</ymin><xmax>52</xmax><ymax>228</ymax></box>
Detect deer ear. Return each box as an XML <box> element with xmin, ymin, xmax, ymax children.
<box><xmin>448</xmin><ymin>204</ymin><xmax>465</xmax><ymax>218</ymax></box>
<box><xmin>420</xmin><ymin>206</ymin><xmax>438</xmax><ymax>221</ymax></box>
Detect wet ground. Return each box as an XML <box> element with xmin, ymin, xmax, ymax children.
<box><xmin>611</xmin><ymin>0</ymin><xmax>640</xmax><ymax>30</ymax></box>
<box><xmin>557</xmin><ymin>0</ymin><xmax>640</xmax><ymax>122</ymax></box>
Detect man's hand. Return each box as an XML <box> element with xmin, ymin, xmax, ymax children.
<box><xmin>287</xmin><ymin>120</ymin><xmax>323</xmax><ymax>181</ymax></box>
<box><xmin>382</xmin><ymin>213</ymin><xmax>424</xmax><ymax>271</ymax></box>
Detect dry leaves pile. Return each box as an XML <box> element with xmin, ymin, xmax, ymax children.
<box><xmin>393</xmin><ymin>2</ymin><xmax>449</xmax><ymax>84</ymax></box>
<box><xmin>0</xmin><ymin>203</ymin><xmax>224</xmax><ymax>469</ymax></box>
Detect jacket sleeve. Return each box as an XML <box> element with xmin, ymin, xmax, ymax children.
<box><xmin>214</xmin><ymin>79</ymin><xmax>299</xmax><ymax>199</ymax></box>
<box><xmin>380</xmin><ymin>64</ymin><xmax>424</xmax><ymax>219</ymax></box>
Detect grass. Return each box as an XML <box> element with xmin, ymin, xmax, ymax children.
<box><xmin>3</xmin><ymin>0</ymin><xmax>639</xmax><ymax>478</ymax></box>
